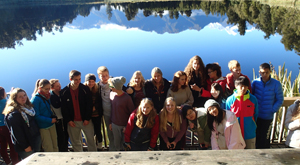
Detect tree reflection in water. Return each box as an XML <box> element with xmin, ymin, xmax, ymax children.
<box><xmin>0</xmin><ymin>0</ymin><xmax>299</xmax><ymax>55</ymax></box>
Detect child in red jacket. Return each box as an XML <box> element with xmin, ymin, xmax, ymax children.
<box><xmin>124</xmin><ymin>98</ymin><xmax>159</xmax><ymax>151</ymax></box>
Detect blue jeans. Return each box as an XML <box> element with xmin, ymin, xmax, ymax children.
<box><xmin>18</xmin><ymin>135</ymin><xmax>41</xmax><ymax>160</ymax></box>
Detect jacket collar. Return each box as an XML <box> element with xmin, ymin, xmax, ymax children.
<box><xmin>233</xmin><ymin>89</ymin><xmax>250</xmax><ymax>101</ymax></box>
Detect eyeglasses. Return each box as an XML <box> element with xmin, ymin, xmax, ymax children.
<box><xmin>208</xmin><ymin>70</ymin><xmax>215</xmax><ymax>74</ymax></box>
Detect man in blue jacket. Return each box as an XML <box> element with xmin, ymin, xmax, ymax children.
<box><xmin>252</xmin><ymin>63</ymin><xmax>284</xmax><ymax>149</ymax></box>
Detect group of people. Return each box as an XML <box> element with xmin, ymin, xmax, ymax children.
<box><xmin>0</xmin><ymin>55</ymin><xmax>299</xmax><ymax>164</ymax></box>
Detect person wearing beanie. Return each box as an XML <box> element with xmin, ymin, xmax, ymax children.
<box><xmin>144</xmin><ymin>67</ymin><xmax>171</xmax><ymax>113</ymax></box>
<box><xmin>108</xmin><ymin>76</ymin><xmax>135</xmax><ymax>151</ymax></box>
<box><xmin>181</xmin><ymin>105</ymin><xmax>211</xmax><ymax>149</ymax></box>
<box><xmin>84</xmin><ymin>73</ymin><xmax>103</xmax><ymax>150</ymax></box>
<box><xmin>205</xmin><ymin>99</ymin><xmax>245</xmax><ymax>150</ymax></box>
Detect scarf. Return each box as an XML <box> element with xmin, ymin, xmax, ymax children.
<box><xmin>20</xmin><ymin>106</ymin><xmax>35</xmax><ymax>127</ymax></box>
<box><xmin>38</xmin><ymin>89</ymin><xmax>51</xmax><ymax>100</ymax></box>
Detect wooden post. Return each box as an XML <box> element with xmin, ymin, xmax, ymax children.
<box><xmin>270</xmin><ymin>112</ymin><xmax>278</xmax><ymax>143</ymax></box>
<box><xmin>278</xmin><ymin>106</ymin><xmax>287</xmax><ymax>143</ymax></box>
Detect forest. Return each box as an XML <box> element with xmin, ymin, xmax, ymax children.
<box><xmin>0</xmin><ymin>0</ymin><xmax>299</xmax><ymax>55</ymax></box>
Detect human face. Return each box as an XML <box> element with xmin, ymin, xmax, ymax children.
<box><xmin>259</xmin><ymin>68</ymin><xmax>271</xmax><ymax>82</ymax></box>
<box><xmin>134</xmin><ymin>74</ymin><xmax>142</xmax><ymax>86</ymax></box>
<box><xmin>40</xmin><ymin>84</ymin><xmax>51</xmax><ymax>94</ymax></box>
<box><xmin>99</xmin><ymin>71</ymin><xmax>109</xmax><ymax>84</ymax></box>
<box><xmin>231</xmin><ymin>67</ymin><xmax>241</xmax><ymax>78</ymax></box>
<box><xmin>141</xmin><ymin>103</ymin><xmax>153</xmax><ymax>115</ymax></box>
<box><xmin>71</xmin><ymin>75</ymin><xmax>81</xmax><ymax>87</ymax></box>
<box><xmin>208</xmin><ymin>69</ymin><xmax>217</xmax><ymax>80</ymax></box>
<box><xmin>178</xmin><ymin>75</ymin><xmax>186</xmax><ymax>87</ymax></box>
<box><xmin>87</xmin><ymin>80</ymin><xmax>96</xmax><ymax>89</ymax></box>
<box><xmin>207</xmin><ymin>106</ymin><xmax>218</xmax><ymax>117</ymax></box>
<box><xmin>16</xmin><ymin>92</ymin><xmax>27</xmax><ymax>106</ymax></box>
<box><xmin>192</xmin><ymin>60</ymin><xmax>200</xmax><ymax>71</ymax></box>
<box><xmin>186</xmin><ymin>109</ymin><xmax>196</xmax><ymax>121</ymax></box>
<box><xmin>52</xmin><ymin>82</ymin><xmax>61</xmax><ymax>92</ymax></box>
<box><xmin>235</xmin><ymin>85</ymin><xmax>248</xmax><ymax>95</ymax></box>
<box><xmin>210</xmin><ymin>87</ymin><xmax>220</xmax><ymax>99</ymax></box>
<box><xmin>166</xmin><ymin>100</ymin><xmax>176</xmax><ymax>113</ymax></box>
<box><xmin>153</xmin><ymin>73</ymin><xmax>162</xmax><ymax>84</ymax></box>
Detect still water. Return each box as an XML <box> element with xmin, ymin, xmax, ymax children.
<box><xmin>1</xmin><ymin>0</ymin><xmax>300</xmax><ymax>95</ymax></box>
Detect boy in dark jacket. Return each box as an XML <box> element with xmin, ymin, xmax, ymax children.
<box><xmin>60</xmin><ymin>70</ymin><xmax>96</xmax><ymax>152</ymax></box>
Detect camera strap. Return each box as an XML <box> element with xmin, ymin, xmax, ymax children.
<box><xmin>36</xmin><ymin>94</ymin><xmax>57</xmax><ymax>117</ymax></box>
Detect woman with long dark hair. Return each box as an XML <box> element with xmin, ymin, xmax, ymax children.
<box><xmin>184</xmin><ymin>55</ymin><xmax>208</xmax><ymax>107</ymax></box>
<box><xmin>167</xmin><ymin>71</ymin><xmax>194</xmax><ymax>109</ymax></box>
<box><xmin>210</xmin><ymin>83</ymin><xmax>226</xmax><ymax>109</ymax></box>
<box><xmin>205</xmin><ymin>99</ymin><xmax>245</xmax><ymax>150</ymax></box>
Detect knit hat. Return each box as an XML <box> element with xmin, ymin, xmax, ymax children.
<box><xmin>85</xmin><ymin>74</ymin><xmax>96</xmax><ymax>82</ymax></box>
<box><xmin>204</xmin><ymin>99</ymin><xmax>220</xmax><ymax>111</ymax></box>
<box><xmin>151</xmin><ymin>67</ymin><xmax>163</xmax><ymax>78</ymax></box>
<box><xmin>181</xmin><ymin>105</ymin><xmax>193</xmax><ymax>119</ymax></box>
<box><xmin>111</xmin><ymin>76</ymin><xmax>126</xmax><ymax>90</ymax></box>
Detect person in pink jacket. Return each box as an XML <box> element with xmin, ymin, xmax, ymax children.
<box><xmin>205</xmin><ymin>99</ymin><xmax>245</xmax><ymax>150</ymax></box>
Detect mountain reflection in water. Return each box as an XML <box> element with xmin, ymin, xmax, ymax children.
<box><xmin>0</xmin><ymin>0</ymin><xmax>300</xmax><ymax>94</ymax></box>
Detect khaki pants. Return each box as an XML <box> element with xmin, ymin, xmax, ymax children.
<box><xmin>40</xmin><ymin>124</ymin><xmax>58</xmax><ymax>152</ymax></box>
<box><xmin>245</xmin><ymin>138</ymin><xmax>256</xmax><ymax>149</ymax></box>
<box><xmin>68</xmin><ymin>120</ymin><xmax>96</xmax><ymax>152</ymax></box>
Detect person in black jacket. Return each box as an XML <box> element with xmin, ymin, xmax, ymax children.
<box><xmin>60</xmin><ymin>70</ymin><xmax>96</xmax><ymax>152</ymax></box>
<box><xmin>3</xmin><ymin>88</ymin><xmax>41</xmax><ymax>160</ymax></box>
<box><xmin>84</xmin><ymin>73</ymin><xmax>103</xmax><ymax>150</ymax></box>
<box><xmin>144</xmin><ymin>67</ymin><xmax>171</xmax><ymax>113</ymax></box>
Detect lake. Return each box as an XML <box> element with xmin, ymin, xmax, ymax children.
<box><xmin>1</xmin><ymin>0</ymin><xmax>300</xmax><ymax>95</ymax></box>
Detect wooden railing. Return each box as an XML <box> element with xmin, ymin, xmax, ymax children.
<box><xmin>270</xmin><ymin>97</ymin><xmax>300</xmax><ymax>144</ymax></box>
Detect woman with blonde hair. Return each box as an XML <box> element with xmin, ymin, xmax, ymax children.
<box><xmin>124</xmin><ymin>98</ymin><xmax>159</xmax><ymax>151</ymax></box>
<box><xmin>126</xmin><ymin>71</ymin><xmax>146</xmax><ymax>108</ymax></box>
<box><xmin>184</xmin><ymin>55</ymin><xmax>208</xmax><ymax>107</ymax></box>
<box><xmin>159</xmin><ymin>97</ymin><xmax>187</xmax><ymax>150</ymax></box>
<box><xmin>3</xmin><ymin>88</ymin><xmax>41</xmax><ymax>159</ymax></box>
<box><xmin>285</xmin><ymin>100</ymin><xmax>300</xmax><ymax>148</ymax></box>
<box><xmin>167</xmin><ymin>71</ymin><xmax>194</xmax><ymax>109</ymax></box>
<box><xmin>31</xmin><ymin>79</ymin><xmax>58</xmax><ymax>152</ymax></box>
<box><xmin>84</xmin><ymin>73</ymin><xmax>103</xmax><ymax>150</ymax></box>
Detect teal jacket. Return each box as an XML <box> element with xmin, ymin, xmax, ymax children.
<box><xmin>31</xmin><ymin>94</ymin><xmax>54</xmax><ymax>129</ymax></box>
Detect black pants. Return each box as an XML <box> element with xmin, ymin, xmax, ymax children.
<box><xmin>55</xmin><ymin>119</ymin><xmax>69</xmax><ymax>152</ymax></box>
<box><xmin>256</xmin><ymin>117</ymin><xmax>273</xmax><ymax>149</ymax></box>
<box><xmin>159</xmin><ymin>135</ymin><xmax>182</xmax><ymax>150</ymax></box>
<box><xmin>92</xmin><ymin>115</ymin><xmax>103</xmax><ymax>143</ymax></box>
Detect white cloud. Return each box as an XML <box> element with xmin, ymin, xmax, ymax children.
<box><xmin>100</xmin><ymin>24</ymin><xmax>139</xmax><ymax>31</ymax></box>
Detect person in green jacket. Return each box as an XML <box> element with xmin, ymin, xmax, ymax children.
<box><xmin>182</xmin><ymin>105</ymin><xmax>211</xmax><ymax>149</ymax></box>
